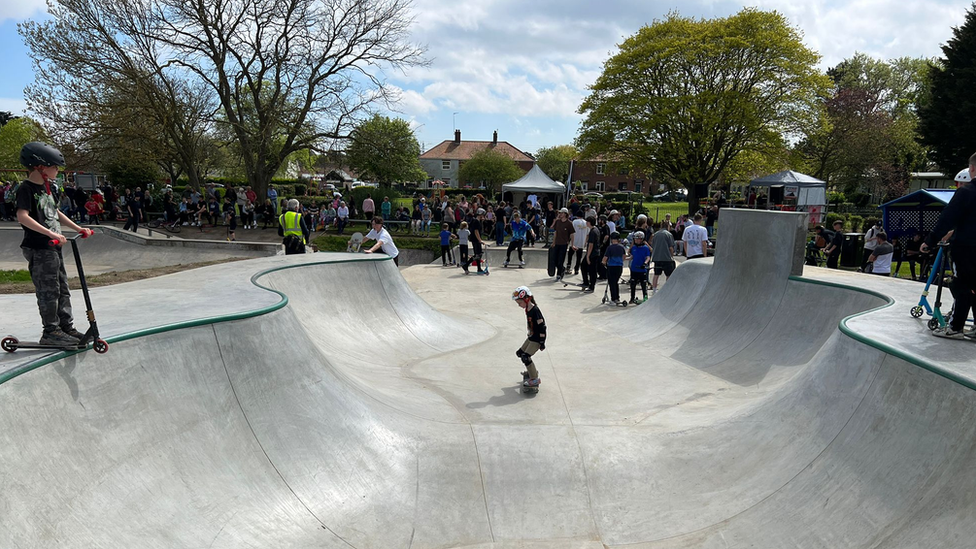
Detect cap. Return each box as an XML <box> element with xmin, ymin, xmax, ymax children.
<box><xmin>477</xmin><ymin>208</ymin><xmax>486</xmax><ymax>215</ymax></box>
<box><xmin>955</xmin><ymin>168</ymin><xmax>971</xmax><ymax>183</ymax></box>
<box><xmin>559</xmin><ymin>207</ymin><xmax>569</xmax><ymax>214</ymax></box>
<box><xmin>610</xmin><ymin>210</ymin><xmax>619</xmax><ymax>215</ymax></box>
<box><xmin>610</xmin><ymin>231</ymin><xmax>620</xmax><ymax>240</ymax></box>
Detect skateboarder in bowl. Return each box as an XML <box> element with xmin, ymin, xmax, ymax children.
<box><xmin>503</xmin><ymin>211</ymin><xmax>534</xmax><ymax>267</ymax></box>
<box><xmin>512</xmin><ymin>285</ymin><xmax>545</xmax><ymax>391</ymax></box>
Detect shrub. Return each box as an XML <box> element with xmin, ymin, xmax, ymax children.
<box><xmin>825</xmin><ymin>212</ymin><xmax>846</xmax><ymax>230</ymax></box>
<box><xmin>847</xmin><ymin>215</ymin><xmax>864</xmax><ymax>233</ymax></box>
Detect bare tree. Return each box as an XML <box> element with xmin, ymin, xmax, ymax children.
<box><xmin>22</xmin><ymin>0</ymin><xmax>425</xmax><ymax>197</ymax></box>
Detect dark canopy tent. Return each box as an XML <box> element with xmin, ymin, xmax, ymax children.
<box><xmin>879</xmin><ymin>189</ymin><xmax>955</xmax><ymax>240</ymax></box>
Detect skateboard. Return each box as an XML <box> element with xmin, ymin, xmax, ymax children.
<box><xmin>521</xmin><ymin>371</ymin><xmax>539</xmax><ymax>394</ymax></box>
<box><xmin>547</xmin><ymin>246</ymin><xmax>557</xmax><ymax>276</ymax></box>
<box><xmin>503</xmin><ymin>261</ymin><xmax>524</xmax><ymax>269</ymax></box>
<box><xmin>347</xmin><ymin>232</ymin><xmax>363</xmax><ymax>253</ymax></box>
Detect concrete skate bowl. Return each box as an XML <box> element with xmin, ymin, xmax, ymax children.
<box><xmin>1</xmin><ymin>210</ymin><xmax>976</xmax><ymax>548</ymax></box>
<box><xmin>0</xmin><ymin>226</ymin><xmax>278</xmax><ymax>276</ymax></box>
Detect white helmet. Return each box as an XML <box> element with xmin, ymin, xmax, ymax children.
<box><xmin>955</xmin><ymin>168</ymin><xmax>971</xmax><ymax>183</ymax></box>
<box><xmin>511</xmin><ymin>286</ymin><xmax>532</xmax><ymax>301</ymax></box>
<box><xmin>633</xmin><ymin>231</ymin><xmax>645</xmax><ymax>240</ymax></box>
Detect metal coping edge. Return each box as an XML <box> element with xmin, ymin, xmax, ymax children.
<box><xmin>0</xmin><ymin>254</ymin><xmax>390</xmax><ymax>387</ymax></box>
<box><xmin>789</xmin><ymin>275</ymin><xmax>976</xmax><ymax>392</ymax></box>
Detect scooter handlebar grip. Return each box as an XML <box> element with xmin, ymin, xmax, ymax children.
<box><xmin>49</xmin><ymin>239</ymin><xmax>61</xmax><ymax>247</ymax></box>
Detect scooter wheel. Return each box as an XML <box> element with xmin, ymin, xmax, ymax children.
<box><xmin>93</xmin><ymin>339</ymin><xmax>109</xmax><ymax>354</ymax></box>
<box><xmin>910</xmin><ymin>306</ymin><xmax>924</xmax><ymax>318</ymax></box>
<box><xmin>927</xmin><ymin>318</ymin><xmax>940</xmax><ymax>331</ymax></box>
<box><xmin>1</xmin><ymin>336</ymin><xmax>18</xmax><ymax>352</ymax></box>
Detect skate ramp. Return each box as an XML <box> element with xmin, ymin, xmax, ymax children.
<box><xmin>2</xmin><ymin>211</ymin><xmax>976</xmax><ymax>548</ymax></box>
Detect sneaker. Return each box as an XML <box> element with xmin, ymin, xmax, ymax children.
<box><xmin>629</xmin><ymin>297</ymin><xmax>640</xmax><ymax>305</ymax></box>
<box><xmin>555</xmin><ymin>275</ymin><xmax>562</xmax><ymax>282</ymax></box>
<box><xmin>523</xmin><ymin>377</ymin><xmax>541</xmax><ymax>388</ymax></box>
<box><xmin>61</xmin><ymin>326</ymin><xmax>86</xmax><ymax>340</ymax></box>
<box><xmin>933</xmin><ymin>326</ymin><xmax>967</xmax><ymax>340</ymax></box>
<box><xmin>40</xmin><ymin>328</ymin><xmax>80</xmax><ymax>346</ymax></box>
<box><xmin>573</xmin><ymin>269</ymin><xmax>579</xmax><ymax>275</ymax></box>
<box><xmin>519</xmin><ymin>261</ymin><xmax>525</xmax><ymax>266</ymax></box>
<box><xmin>503</xmin><ymin>260</ymin><xmax>509</xmax><ymax>267</ymax></box>
<box><xmin>965</xmin><ymin>327</ymin><xmax>976</xmax><ymax>340</ymax></box>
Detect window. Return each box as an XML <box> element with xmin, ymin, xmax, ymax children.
<box><xmin>620</xmin><ymin>167</ymin><xmax>630</xmax><ymax>175</ymax></box>
<box><xmin>635</xmin><ymin>181</ymin><xmax>643</xmax><ymax>193</ymax></box>
<box><xmin>595</xmin><ymin>181</ymin><xmax>605</xmax><ymax>192</ymax></box>
<box><xmin>579</xmin><ymin>181</ymin><xmax>588</xmax><ymax>192</ymax></box>
<box><xmin>442</xmin><ymin>178</ymin><xmax>451</xmax><ymax>187</ymax></box>
<box><xmin>442</xmin><ymin>160</ymin><xmax>451</xmax><ymax>170</ymax></box>
<box><xmin>618</xmin><ymin>182</ymin><xmax>628</xmax><ymax>191</ymax></box>
<box><xmin>596</xmin><ymin>163</ymin><xmax>605</xmax><ymax>175</ymax></box>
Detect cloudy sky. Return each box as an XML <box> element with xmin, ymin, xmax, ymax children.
<box><xmin>0</xmin><ymin>0</ymin><xmax>972</xmax><ymax>157</ymax></box>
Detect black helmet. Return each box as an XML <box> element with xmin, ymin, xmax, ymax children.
<box><xmin>20</xmin><ymin>142</ymin><xmax>65</xmax><ymax>169</ymax></box>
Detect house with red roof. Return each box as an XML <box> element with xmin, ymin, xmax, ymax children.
<box><xmin>419</xmin><ymin>130</ymin><xmax>534</xmax><ymax>189</ymax></box>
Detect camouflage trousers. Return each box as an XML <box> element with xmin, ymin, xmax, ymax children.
<box><xmin>22</xmin><ymin>247</ymin><xmax>74</xmax><ymax>333</ymax></box>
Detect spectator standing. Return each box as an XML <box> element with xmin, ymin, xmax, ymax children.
<box><xmin>581</xmin><ymin>217</ymin><xmax>599</xmax><ymax>292</ymax></box>
<box><xmin>278</xmin><ymin>198</ymin><xmax>309</xmax><ymax>254</ymax></box>
<box><xmin>124</xmin><ymin>187</ymin><xmax>142</xmax><ymax>232</ymax></box>
<box><xmin>627</xmin><ymin>231</ymin><xmax>652</xmax><ymax>304</ymax></box>
<box><xmin>381</xmin><ymin>196</ymin><xmax>391</xmax><ymax>220</ymax></box>
<box><xmin>267</xmin><ymin>185</ymin><xmax>278</xmax><ymax>217</ymax></box>
<box><xmin>457</xmin><ymin>221</ymin><xmax>470</xmax><ymax>268</ymax></box>
<box><xmin>439</xmin><ymin>223</ymin><xmax>456</xmax><ymax>266</ymax></box>
<box><xmin>683</xmin><ymin>214</ymin><xmax>709</xmax><ymax>259</ymax></box>
<box><xmin>362</xmin><ymin>193</ymin><xmax>375</xmax><ymax>221</ymax></box>
<box><xmin>550</xmin><ymin>207</ymin><xmax>575</xmax><ymax>282</ymax></box>
<box><xmin>543</xmin><ymin>201</ymin><xmax>556</xmax><ymax>247</ymax></box>
<box><xmin>494</xmin><ymin>201</ymin><xmax>507</xmax><ymax>245</ymax></box>
<box><xmin>705</xmin><ymin>205</ymin><xmax>718</xmax><ymax>237</ymax></box>
<box><xmin>866</xmin><ymin>232</ymin><xmax>893</xmax><ymax>276</ymax></box>
<box><xmin>904</xmin><ymin>233</ymin><xmax>923</xmax><ymax>280</ymax></box>
<box><xmin>921</xmin><ymin>162</ymin><xmax>976</xmax><ymax>339</ymax></box>
<box><xmin>568</xmin><ymin>212</ymin><xmax>588</xmax><ymax>275</ymax></box>
<box><xmin>245</xmin><ymin>186</ymin><xmax>257</xmax><ymax>208</ymax></box>
<box><xmin>650</xmin><ymin>222</ymin><xmax>676</xmax><ymax>292</ymax></box>
<box><xmin>861</xmin><ymin>222</ymin><xmax>880</xmax><ymax>272</ymax></box>
<box><xmin>336</xmin><ymin>201</ymin><xmax>349</xmax><ymax>234</ymax></box>
<box><xmin>822</xmin><ymin>219</ymin><xmax>845</xmax><ymax>269</ymax></box>
<box><xmin>602</xmin><ymin>232</ymin><xmax>626</xmax><ymax>305</ymax></box>
<box><xmin>223</xmin><ymin>196</ymin><xmax>237</xmax><ymax>241</ymax></box>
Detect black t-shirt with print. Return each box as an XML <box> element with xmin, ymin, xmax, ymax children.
<box><xmin>525</xmin><ymin>304</ymin><xmax>547</xmax><ymax>343</ymax></box>
<box><xmin>15</xmin><ymin>180</ymin><xmax>63</xmax><ymax>249</ymax></box>
<box><xmin>586</xmin><ymin>228</ymin><xmax>601</xmax><ymax>260</ymax></box>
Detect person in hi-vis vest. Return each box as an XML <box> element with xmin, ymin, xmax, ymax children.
<box><xmin>278</xmin><ymin>198</ymin><xmax>309</xmax><ymax>255</ymax></box>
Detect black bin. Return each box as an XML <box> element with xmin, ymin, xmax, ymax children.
<box><xmin>840</xmin><ymin>232</ymin><xmax>864</xmax><ymax>268</ymax></box>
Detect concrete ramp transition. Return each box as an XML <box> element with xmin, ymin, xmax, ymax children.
<box><xmin>1</xmin><ymin>210</ymin><xmax>975</xmax><ymax>548</ymax></box>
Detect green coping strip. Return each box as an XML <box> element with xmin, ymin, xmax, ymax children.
<box><xmin>0</xmin><ymin>254</ymin><xmax>391</xmax><ymax>387</ymax></box>
<box><xmin>789</xmin><ymin>275</ymin><xmax>976</xmax><ymax>392</ymax></box>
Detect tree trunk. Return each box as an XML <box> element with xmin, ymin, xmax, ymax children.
<box><xmin>685</xmin><ymin>183</ymin><xmax>700</xmax><ymax>216</ymax></box>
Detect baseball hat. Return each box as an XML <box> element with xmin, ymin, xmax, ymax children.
<box><xmin>559</xmin><ymin>207</ymin><xmax>569</xmax><ymax>214</ymax></box>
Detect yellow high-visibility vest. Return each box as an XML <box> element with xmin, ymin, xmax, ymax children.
<box><xmin>280</xmin><ymin>211</ymin><xmax>304</xmax><ymax>243</ymax></box>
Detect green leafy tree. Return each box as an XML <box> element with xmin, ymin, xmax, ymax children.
<box><xmin>535</xmin><ymin>144</ymin><xmax>577</xmax><ymax>182</ymax></box>
<box><xmin>346</xmin><ymin>115</ymin><xmax>427</xmax><ymax>184</ymax></box>
<box><xmin>0</xmin><ymin>117</ymin><xmax>47</xmax><ymax>170</ymax></box>
<box><xmin>919</xmin><ymin>4</ymin><xmax>976</xmax><ymax>171</ymax></box>
<box><xmin>577</xmin><ymin>9</ymin><xmax>829</xmax><ymax>213</ymax></box>
<box><xmin>457</xmin><ymin>149</ymin><xmax>525</xmax><ymax>195</ymax></box>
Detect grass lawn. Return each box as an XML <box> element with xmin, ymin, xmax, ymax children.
<box><xmin>0</xmin><ymin>270</ymin><xmax>32</xmax><ymax>284</ymax></box>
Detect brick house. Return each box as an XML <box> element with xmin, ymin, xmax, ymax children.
<box><xmin>569</xmin><ymin>157</ymin><xmax>661</xmax><ymax>196</ymax></box>
<box><xmin>419</xmin><ymin>130</ymin><xmax>534</xmax><ymax>189</ymax></box>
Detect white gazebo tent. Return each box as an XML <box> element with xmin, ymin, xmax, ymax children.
<box><xmin>501</xmin><ymin>164</ymin><xmax>567</xmax><ymax>208</ymax></box>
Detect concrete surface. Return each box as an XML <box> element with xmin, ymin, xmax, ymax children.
<box><xmin>1</xmin><ymin>210</ymin><xmax>975</xmax><ymax>548</ymax></box>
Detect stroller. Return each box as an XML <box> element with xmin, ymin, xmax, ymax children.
<box><xmin>805</xmin><ymin>239</ymin><xmax>826</xmax><ymax>267</ymax></box>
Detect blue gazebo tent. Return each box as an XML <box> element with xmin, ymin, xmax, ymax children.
<box><xmin>879</xmin><ymin>189</ymin><xmax>955</xmax><ymax>240</ymax></box>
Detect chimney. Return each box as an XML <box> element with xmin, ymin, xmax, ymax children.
<box><xmin>454</xmin><ymin>129</ymin><xmax>461</xmax><ymax>144</ymax></box>
<box><xmin>492</xmin><ymin>130</ymin><xmax>498</xmax><ymax>145</ymax></box>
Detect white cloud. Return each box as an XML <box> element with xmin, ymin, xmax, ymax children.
<box><xmin>0</xmin><ymin>97</ymin><xmax>28</xmax><ymax>115</ymax></box>
<box><xmin>0</xmin><ymin>0</ymin><xmax>46</xmax><ymax>22</ymax></box>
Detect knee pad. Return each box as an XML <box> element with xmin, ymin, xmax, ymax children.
<box><xmin>520</xmin><ymin>352</ymin><xmax>533</xmax><ymax>366</ymax></box>
<box><xmin>516</xmin><ymin>348</ymin><xmax>526</xmax><ymax>359</ymax></box>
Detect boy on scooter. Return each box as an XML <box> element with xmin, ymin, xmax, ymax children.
<box><xmin>15</xmin><ymin>142</ymin><xmax>93</xmax><ymax>346</ymax></box>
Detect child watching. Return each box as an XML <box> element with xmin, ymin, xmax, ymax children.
<box><xmin>602</xmin><ymin>232</ymin><xmax>626</xmax><ymax>305</ymax></box>
<box><xmin>439</xmin><ymin>222</ymin><xmax>456</xmax><ymax>266</ymax></box>
<box><xmin>627</xmin><ymin>231</ymin><xmax>651</xmax><ymax>304</ymax></box>
<box><xmin>15</xmin><ymin>142</ymin><xmax>94</xmax><ymax>346</ymax></box>
<box><xmin>457</xmin><ymin>221</ymin><xmax>470</xmax><ymax>268</ymax></box>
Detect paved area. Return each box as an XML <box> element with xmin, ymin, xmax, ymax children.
<box><xmin>1</xmin><ymin>210</ymin><xmax>974</xmax><ymax>548</ymax></box>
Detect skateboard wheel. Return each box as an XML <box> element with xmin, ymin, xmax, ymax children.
<box><xmin>910</xmin><ymin>306</ymin><xmax>924</xmax><ymax>318</ymax></box>
<box><xmin>1</xmin><ymin>336</ymin><xmax>18</xmax><ymax>352</ymax></box>
<box><xmin>93</xmin><ymin>339</ymin><xmax>109</xmax><ymax>354</ymax></box>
